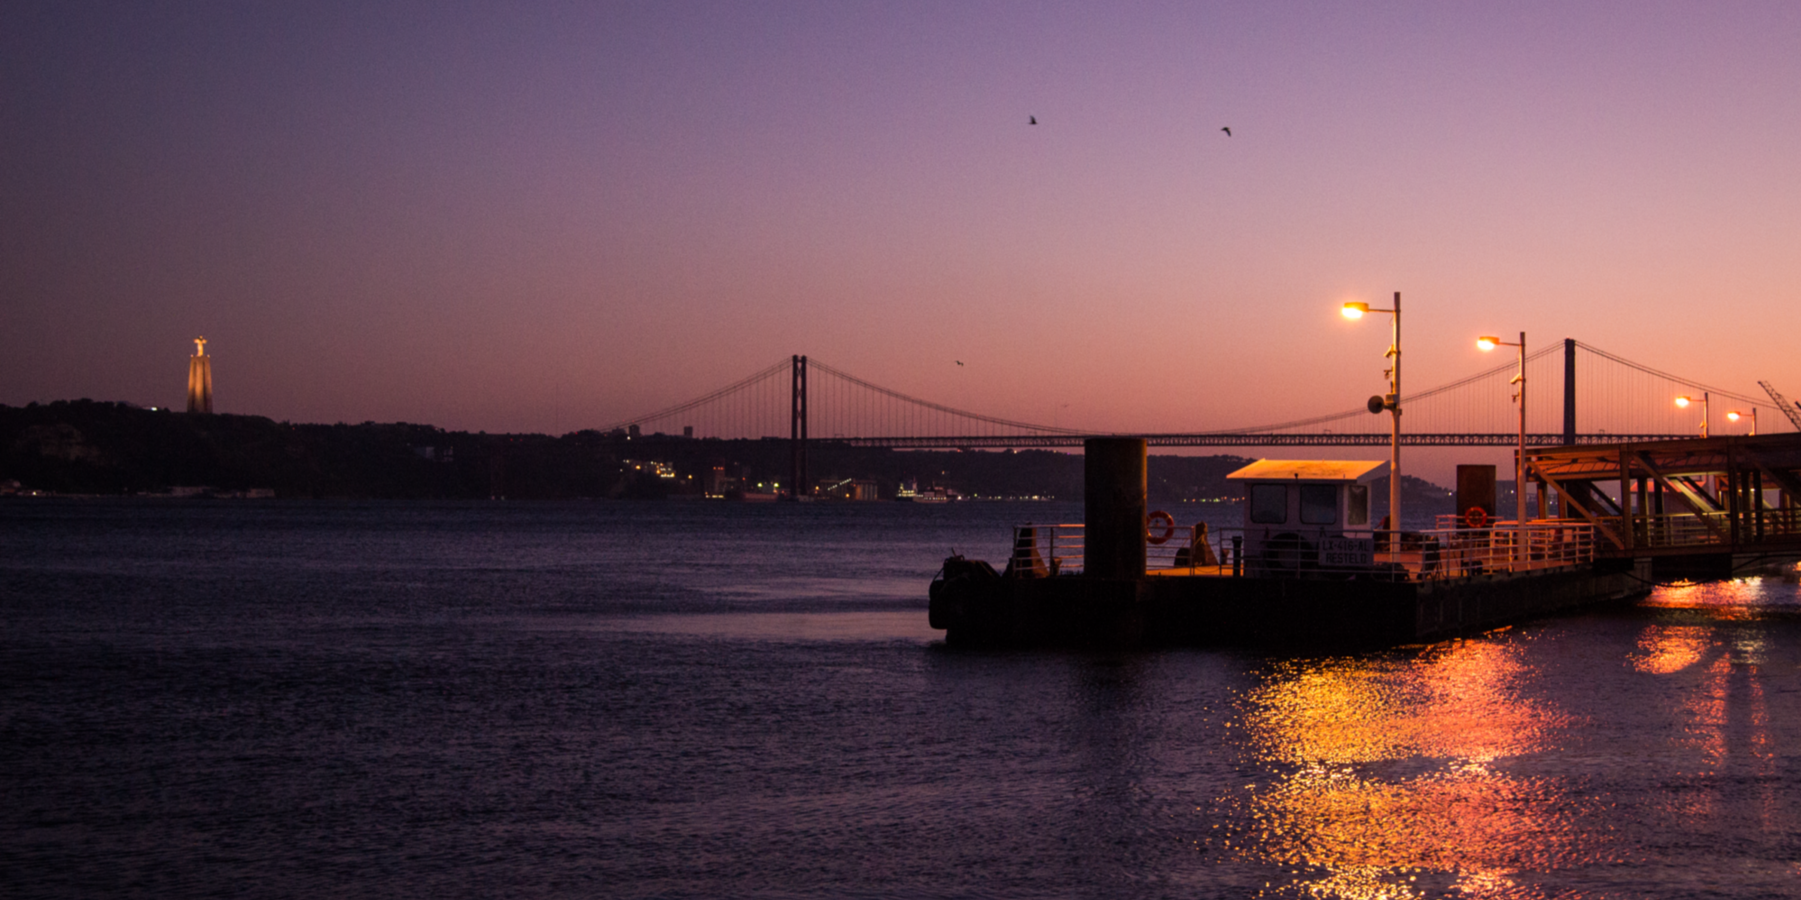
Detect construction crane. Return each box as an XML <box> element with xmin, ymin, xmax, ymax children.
<box><xmin>1757</xmin><ymin>380</ymin><xmax>1801</xmax><ymax>430</ymax></box>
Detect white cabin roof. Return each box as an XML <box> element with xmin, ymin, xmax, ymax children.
<box><xmin>1225</xmin><ymin>459</ymin><xmax>1389</xmax><ymax>484</ymax></box>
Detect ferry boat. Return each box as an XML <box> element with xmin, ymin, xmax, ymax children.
<box><xmin>895</xmin><ymin>479</ymin><xmax>951</xmax><ymax>503</ymax></box>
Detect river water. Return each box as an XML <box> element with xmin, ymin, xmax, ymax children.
<box><xmin>3</xmin><ymin>499</ymin><xmax>1798</xmax><ymax>899</ymax></box>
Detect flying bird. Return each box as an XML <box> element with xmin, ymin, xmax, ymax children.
<box><xmin>1029</xmin><ymin>116</ymin><xmax>1037</xmax><ymax>125</ymax></box>
<box><xmin>1221</xmin><ymin>126</ymin><xmax>1231</xmax><ymax>136</ymax></box>
<box><xmin>956</xmin><ymin>360</ymin><xmax>964</xmax><ymax>366</ymax></box>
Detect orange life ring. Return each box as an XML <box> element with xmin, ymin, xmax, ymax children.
<box><xmin>1465</xmin><ymin>507</ymin><xmax>1489</xmax><ymax>529</ymax></box>
<box><xmin>1146</xmin><ymin>510</ymin><xmax>1176</xmax><ymax>545</ymax></box>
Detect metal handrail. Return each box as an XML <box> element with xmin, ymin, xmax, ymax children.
<box><xmin>1008</xmin><ymin>524</ymin><xmax>1085</xmax><ymax>576</ymax></box>
<box><xmin>1004</xmin><ymin>517</ymin><xmax>1600</xmax><ymax>581</ymax></box>
<box><xmin>1007</xmin><ymin>522</ymin><xmax>1223</xmax><ymax>576</ymax></box>
<box><xmin>1214</xmin><ymin>520</ymin><xmax>1597</xmax><ymax>580</ymax></box>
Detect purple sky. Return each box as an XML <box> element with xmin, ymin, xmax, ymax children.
<box><xmin>5</xmin><ymin>2</ymin><xmax>1799</xmax><ymax>475</ymax></box>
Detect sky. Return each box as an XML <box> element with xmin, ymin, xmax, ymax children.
<box><xmin>5</xmin><ymin>1</ymin><xmax>1800</xmax><ymax>479</ymax></box>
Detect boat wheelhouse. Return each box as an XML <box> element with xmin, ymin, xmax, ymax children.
<box><xmin>1226</xmin><ymin>459</ymin><xmax>1385</xmax><ymax>576</ymax></box>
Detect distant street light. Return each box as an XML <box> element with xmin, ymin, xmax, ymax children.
<box><xmin>1342</xmin><ymin>293</ymin><xmax>1401</xmax><ymax>548</ymax></box>
<box><xmin>1675</xmin><ymin>393</ymin><xmax>1709</xmax><ymax>438</ymax></box>
<box><xmin>1727</xmin><ymin>408</ymin><xmax>1757</xmax><ymax>436</ymax></box>
<box><xmin>1478</xmin><ymin>332</ymin><xmax>1527</xmax><ymax>565</ymax></box>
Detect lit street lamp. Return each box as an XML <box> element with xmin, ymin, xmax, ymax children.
<box><xmin>1343</xmin><ymin>292</ymin><xmax>1401</xmax><ymax>547</ymax></box>
<box><xmin>1478</xmin><ymin>332</ymin><xmax>1527</xmax><ymax>565</ymax></box>
<box><xmin>1727</xmin><ymin>408</ymin><xmax>1756</xmax><ymax>435</ymax></box>
<box><xmin>1675</xmin><ymin>393</ymin><xmax>1709</xmax><ymax>438</ymax></box>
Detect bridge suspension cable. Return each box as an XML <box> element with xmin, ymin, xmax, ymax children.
<box><xmin>595</xmin><ymin>360</ymin><xmax>788</xmax><ymax>435</ymax></box>
<box><xmin>805</xmin><ymin>358</ymin><xmax>1084</xmax><ymax>436</ymax></box>
<box><xmin>1216</xmin><ymin>344</ymin><xmax>1564</xmax><ymax>435</ymax></box>
<box><xmin>594</xmin><ymin>340</ymin><xmax>1788</xmax><ymax>443</ymax></box>
<box><xmin>1573</xmin><ymin>341</ymin><xmax>1767</xmax><ymax>407</ymax></box>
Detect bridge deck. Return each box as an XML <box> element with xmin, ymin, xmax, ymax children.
<box><xmin>843</xmin><ymin>433</ymin><xmax>1687</xmax><ymax>449</ymax></box>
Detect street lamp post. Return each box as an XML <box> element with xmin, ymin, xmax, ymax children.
<box><xmin>1343</xmin><ymin>291</ymin><xmax>1401</xmax><ymax>549</ymax></box>
<box><xmin>1478</xmin><ymin>332</ymin><xmax>1527</xmax><ymax>566</ymax></box>
<box><xmin>1675</xmin><ymin>393</ymin><xmax>1710</xmax><ymax>438</ymax></box>
<box><xmin>1727</xmin><ymin>409</ymin><xmax>1756</xmax><ymax>436</ymax></box>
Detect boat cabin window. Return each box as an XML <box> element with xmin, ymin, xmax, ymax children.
<box><xmin>1300</xmin><ymin>484</ymin><xmax>1337</xmax><ymax>525</ymax></box>
<box><xmin>1348</xmin><ymin>484</ymin><xmax>1370</xmax><ymax>526</ymax></box>
<box><xmin>1250</xmin><ymin>484</ymin><xmax>1287</xmax><ymax>524</ymax></box>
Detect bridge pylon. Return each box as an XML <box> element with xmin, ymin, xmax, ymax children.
<box><xmin>789</xmin><ymin>355</ymin><xmax>807</xmax><ymax>499</ymax></box>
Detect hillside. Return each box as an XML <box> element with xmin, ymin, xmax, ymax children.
<box><xmin>1</xmin><ymin>400</ymin><xmax>1454</xmax><ymax>512</ymax></box>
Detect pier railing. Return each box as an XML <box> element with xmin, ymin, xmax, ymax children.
<box><xmin>1198</xmin><ymin>521</ymin><xmax>1595</xmax><ymax>580</ymax></box>
<box><xmin>1619</xmin><ymin>507</ymin><xmax>1801</xmax><ymax>549</ymax></box>
<box><xmin>1006</xmin><ymin>519</ymin><xmax>1597</xmax><ymax>581</ymax></box>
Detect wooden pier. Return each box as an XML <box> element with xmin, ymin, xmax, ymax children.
<box><xmin>1525</xmin><ymin>433</ymin><xmax>1801</xmax><ymax>578</ymax></box>
<box><xmin>927</xmin><ymin>436</ymin><xmax>1801</xmax><ymax>650</ymax></box>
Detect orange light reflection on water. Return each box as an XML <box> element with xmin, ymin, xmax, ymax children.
<box><xmin>1230</xmin><ymin>638</ymin><xmax>1608</xmax><ymax>898</ymax></box>
<box><xmin>1629</xmin><ymin>576</ymin><xmax>1789</xmax><ymax>829</ymax></box>
<box><xmin>1628</xmin><ymin>624</ymin><xmax>1710</xmax><ymax>674</ymax></box>
<box><xmin>1218</xmin><ymin>576</ymin><xmax>1801</xmax><ymax>898</ymax></box>
<box><xmin>1641</xmin><ymin>573</ymin><xmax>1801</xmax><ymax>619</ymax></box>
<box><xmin>1634</xmin><ymin>628</ymin><xmax>1777</xmax><ymax>823</ymax></box>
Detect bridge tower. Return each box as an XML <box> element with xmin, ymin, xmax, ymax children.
<box><xmin>1563</xmin><ymin>338</ymin><xmax>1576</xmax><ymax>445</ymax></box>
<box><xmin>790</xmin><ymin>355</ymin><xmax>807</xmax><ymax>499</ymax></box>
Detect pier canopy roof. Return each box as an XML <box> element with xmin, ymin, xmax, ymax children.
<box><xmin>1226</xmin><ymin>460</ymin><xmax>1388</xmax><ymax>484</ymax></box>
<box><xmin>1524</xmin><ymin>433</ymin><xmax>1801</xmax><ymax>481</ymax></box>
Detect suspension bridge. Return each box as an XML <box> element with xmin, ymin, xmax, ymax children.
<box><xmin>600</xmin><ymin>340</ymin><xmax>1795</xmax><ymax>452</ymax></box>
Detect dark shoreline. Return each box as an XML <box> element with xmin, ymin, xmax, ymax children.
<box><xmin>1</xmin><ymin>399</ymin><xmax>1455</xmax><ymax>510</ymax></box>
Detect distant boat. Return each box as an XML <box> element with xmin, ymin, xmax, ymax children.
<box><xmin>896</xmin><ymin>480</ymin><xmax>952</xmax><ymax>503</ymax></box>
<box><xmin>724</xmin><ymin>489</ymin><xmax>780</xmax><ymax>502</ymax></box>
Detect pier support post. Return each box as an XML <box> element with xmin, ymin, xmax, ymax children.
<box><xmin>1084</xmin><ymin>438</ymin><xmax>1147</xmax><ymax>579</ymax></box>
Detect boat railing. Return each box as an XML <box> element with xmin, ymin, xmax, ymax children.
<box><xmin>1006</xmin><ymin>521</ymin><xmax>1222</xmax><ymax>577</ymax></box>
<box><xmin>1006</xmin><ymin>518</ymin><xmax>1597</xmax><ymax>581</ymax></box>
<box><xmin>1006</xmin><ymin>524</ymin><xmax>1085</xmax><ymax>577</ymax></box>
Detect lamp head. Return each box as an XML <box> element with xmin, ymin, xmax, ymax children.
<box><xmin>1675</xmin><ymin>396</ymin><xmax>1692</xmax><ymax>409</ymax></box>
<box><xmin>1727</xmin><ymin>411</ymin><xmax>1742</xmax><ymax>422</ymax></box>
<box><xmin>1476</xmin><ymin>336</ymin><xmax>1499</xmax><ymax>352</ymax></box>
<box><xmin>1341</xmin><ymin>301</ymin><xmax>1368</xmax><ymax>320</ymax></box>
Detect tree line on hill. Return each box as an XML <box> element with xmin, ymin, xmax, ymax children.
<box><xmin>0</xmin><ymin>400</ymin><xmax>1454</xmax><ymax>512</ymax></box>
